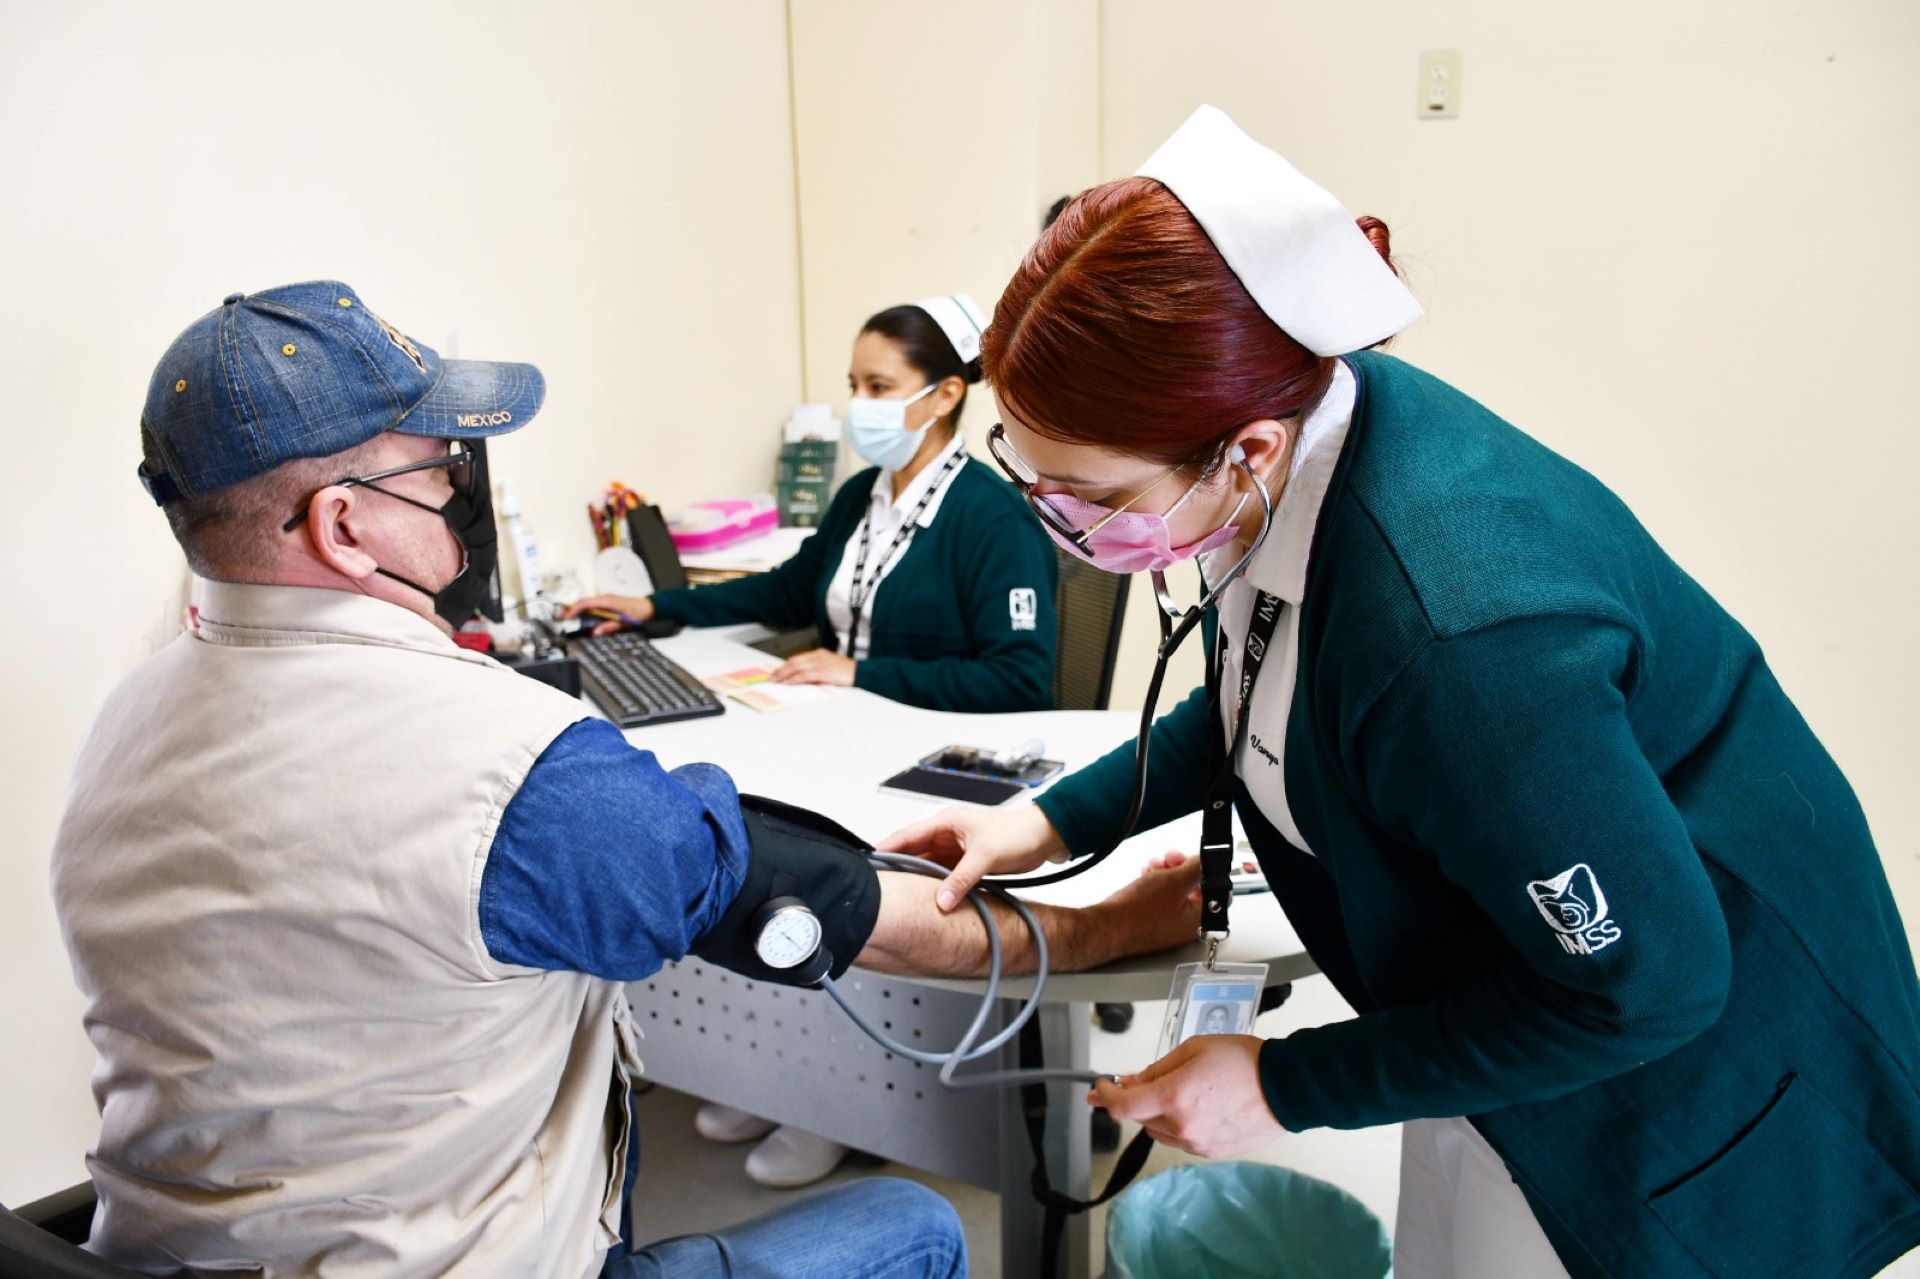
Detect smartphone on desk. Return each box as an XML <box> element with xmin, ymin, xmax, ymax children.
<box><xmin>919</xmin><ymin>745</ymin><xmax>1064</xmax><ymax>788</ymax></box>
<box><xmin>878</xmin><ymin>767</ymin><xmax>1026</xmax><ymax>808</ymax></box>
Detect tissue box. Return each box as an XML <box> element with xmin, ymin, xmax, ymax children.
<box><xmin>668</xmin><ymin>496</ymin><xmax>780</xmax><ymax>553</ymax></box>
<box><xmin>777</xmin><ymin>478</ymin><xmax>832</xmax><ymax>527</ymax></box>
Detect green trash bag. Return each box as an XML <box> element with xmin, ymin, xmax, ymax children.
<box><xmin>1105</xmin><ymin>1162</ymin><xmax>1392</xmax><ymax>1279</ymax></box>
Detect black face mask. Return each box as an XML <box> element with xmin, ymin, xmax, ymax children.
<box><xmin>429</xmin><ymin>439</ymin><xmax>503</xmax><ymax>627</ymax></box>
<box><xmin>366</xmin><ymin>440</ymin><xmax>503</xmax><ymax>627</ymax></box>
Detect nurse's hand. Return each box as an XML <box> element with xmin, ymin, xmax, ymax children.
<box><xmin>881</xmin><ymin>804</ymin><xmax>1069</xmax><ymax>912</ymax></box>
<box><xmin>769</xmin><ymin>648</ymin><xmax>856</xmax><ymax>687</ymax></box>
<box><xmin>1090</xmin><ymin>1035</ymin><xmax>1283</xmax><ymax>1159</ymax></box>
<box><xmin>560</xmin><ymin>594</ymin><xmax>654</xmax><ymax>636</ymax></box>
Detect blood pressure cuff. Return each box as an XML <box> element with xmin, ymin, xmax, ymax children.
<box><xmin>689</xmin><ymin>793</ymin><xmax>881</xmax><ymax>986</ymax></box>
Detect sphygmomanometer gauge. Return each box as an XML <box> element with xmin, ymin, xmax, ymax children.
<box><xmin>753</xmin><ymin>897</ymin><xmax>825</xmax><ymax>970</ymax></box>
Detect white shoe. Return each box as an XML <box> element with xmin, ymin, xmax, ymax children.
<box><xmin>743</xmin><ymin>1125</ymin><xmax>849</xmax><ymax>1188</ymax></box>
<box><xmin>693</xmin><ymin>1103</ymin><xmax>777</xmax><ymax>1144</ymax></box>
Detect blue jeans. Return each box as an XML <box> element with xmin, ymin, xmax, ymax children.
<box><xmin>604</xmin><ymin>1176</ymin><xmax>967</xmax><ymax>1279</ymax></box>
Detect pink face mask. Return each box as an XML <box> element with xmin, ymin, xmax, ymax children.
<box><xmin>1036</xmin><ymin>486</ymin><xmax>1248</xmax><ymax>575</ymax></box>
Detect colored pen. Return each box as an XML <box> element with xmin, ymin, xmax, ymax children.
<box><xmin>582</xmin><ymin>607</ymin><xmax>646</xmax><ymax>628</ymax></box>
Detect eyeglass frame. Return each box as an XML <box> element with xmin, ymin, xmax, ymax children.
<box><xmin>281</xmin><ymin>441</ymin><xmax>476</xmax><ymax>533</ymax></box>
<box><xmin>973</xmin><ymin>422</ymin><xmax>1276</xmax><ymax>909</ymax></box>
<box><xmin>986</xmin><ymin>422</ymin><xmax>1213</xmax><ymax>558</ymax></box>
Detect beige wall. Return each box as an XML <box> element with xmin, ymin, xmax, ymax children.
<box><xmin>1098</xmin><ymin>0</ymin><xmax>1920</xmax><ymax>924</ymax></box>
<box><xmin>786</xmin><ymin>0</ymin><xmax>1100</xmax><ymax>452</ymax></box>
<box><xmin>0</xmin><ymin>0</ymin><xmax>802</xmax><ymax>1201</ymax></box>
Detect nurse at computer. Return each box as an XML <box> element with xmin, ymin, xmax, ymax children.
<box><xmin>567</xmin><ymin>294</ymin><xmax>1056</xmax><ymax>715</ymax></box>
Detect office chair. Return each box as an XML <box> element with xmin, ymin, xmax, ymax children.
<box><xmin>1051</xmin><ymin>546</ymin><xmax>1130</xmax><ymax>713</ymax></box>
<box><xmin>0</xmin><ymin>1183</ymin><xmax>136</xmax><ymax>1277</ymax></box>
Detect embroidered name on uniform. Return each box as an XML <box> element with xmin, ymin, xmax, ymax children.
<box><xmin>1248</xmin><ymin>731</ymin><xmax>1281</xmax><ymax>768</ymax></box>
<box><xmin>1009</xmin><ymin>588</ymin><xmax>1038</xmax><ymax>631</ymax></box>
<box><xmin>456</xmin><ymin>410</ymin><xmax>513</xmax><ymax>429</ymax></box>
<box><xmin>1527</xmin><ymin>863</ymin><xmax>1621</xmax><ymax>955</ymax></box>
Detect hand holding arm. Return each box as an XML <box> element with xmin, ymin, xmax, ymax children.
<box><xmin>880</xmin><ymin>803</ymin><xmax>1069</xmax><ymax>912</ymax></box>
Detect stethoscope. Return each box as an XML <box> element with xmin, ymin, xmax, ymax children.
<box><xmin>982</xmin><ymin>442</ymin><xmax>1278</xmax><ymax>958</ymax></box>
<box><xmin>754</xmin><ymin>448</ymin><xmax>1277</xmax><ymax>1088</ymax></box>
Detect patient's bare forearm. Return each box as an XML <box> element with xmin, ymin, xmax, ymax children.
<box><xmin>855</xmin><ymin>873</ymin><xmax>1121</xmax><ymax>978</ymax></box>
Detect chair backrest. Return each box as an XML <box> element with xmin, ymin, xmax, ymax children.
<box><xmin>0</xmin><ymin>1184</ymin><xmax>136</xmax><ymax>1277</ymax></box>
<box><xmin>625</xmin><ymin>502</ymin><xmax>687</xmax><ymax>592</ymax></box>
<box><xmin>1052</xmin><ymin>546</ymin><xmax>1130</xmax><ymax>712</ymax></box>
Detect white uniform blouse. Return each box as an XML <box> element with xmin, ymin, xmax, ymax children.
<box><xmin>823</xmin><ymin>430</ymin><xmax>968</xmax><ymax>659</ymax></box>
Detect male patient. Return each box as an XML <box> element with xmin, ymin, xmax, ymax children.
<box><xmin>50</xmin><ymin>282</ymin><xmax>1199</xmax><ymax>1278</ymax></box>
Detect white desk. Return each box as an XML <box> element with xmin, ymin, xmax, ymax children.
<box><xmin>622</xmin><ymin>626</ymin><xmax>1316</xmax><ymax>1279</ymax></box>
<box><xmin>625</xmin><ymin>627</ymin><xmax>1309</xmax><ymax>990</ymax></box>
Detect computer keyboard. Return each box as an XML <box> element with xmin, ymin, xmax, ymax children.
<box><xmin>569</xmin><ymin>632</ymin><xmax>725</xmax><ymax>728</ymax></box>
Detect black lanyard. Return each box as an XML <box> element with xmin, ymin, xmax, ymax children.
<box><xmin>842</xmin><ymin>449</ymin><xmax>966</xmax><ymax>657</ymax></box>
<box><xmin>1200</xmin><ymin>587</ymin><xmax>1285</xmax><ymax>940</ymax></box>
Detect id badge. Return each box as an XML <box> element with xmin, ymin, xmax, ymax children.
<box><xmin>1157</xmin><ymin>960</ymin><xmax>1269</xmax><ymax>1056</ymax></box>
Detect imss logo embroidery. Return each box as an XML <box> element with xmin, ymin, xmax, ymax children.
<box><xmin>1527</xmin><ymin>863</ymin><xmax>1622</xmax><ymax>955</ymax></box>
<box><xmin>1009</xmin><ymin>588</ymin><xmax>1038</xmax><ymax>631</ymax></box>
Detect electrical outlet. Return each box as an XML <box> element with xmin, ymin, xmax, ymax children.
<box><xmin>1418</xmin><ymin>48</ymin><xmax>1463</xmax><ymax>120</ymax></box>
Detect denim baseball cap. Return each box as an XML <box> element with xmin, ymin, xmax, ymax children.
<box><xmin>137</xmin><ymin>280</ymin><xmax>545</xmax><ymax>504</ymax></box>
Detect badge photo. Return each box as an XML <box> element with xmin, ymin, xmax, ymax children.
<box><xmin>1158</xmin><ymin>960</ymin><xmax>1268</xmax><ymax>1056</ymax></box>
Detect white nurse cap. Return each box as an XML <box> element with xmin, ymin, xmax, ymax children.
<box><xmin>910</xmin><ymin>293</ymin><xmax>989</xmax><ymax>366</ymax></box>
<box><xmin>1136</xmin><ymin>104</ymin><xmax>1423</xmax><ymax>356</ymax></box>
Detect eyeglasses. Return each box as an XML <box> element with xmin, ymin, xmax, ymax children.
<box><xmin>281</xmin><ymin>441</ymin><xmax>475</xmax><ymax>532</ymax></box>
<box><xmin>986</xmin><ymin>422</ymin><xmax>1188</xmax><ymax>559</ymax></box>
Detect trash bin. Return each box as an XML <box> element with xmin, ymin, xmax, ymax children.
<box><xmin>1105</xmin><ymin>1162</ymin><xmax>1392</xmax><ymax>1279</ymax></box>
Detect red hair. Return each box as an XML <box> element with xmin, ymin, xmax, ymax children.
<box><xmin>985</xmin><ymin>176</ymin><xmax>1396</xmax><ymax>471</ymax></box>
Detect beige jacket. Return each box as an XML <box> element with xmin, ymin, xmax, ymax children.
<box><xmin>52</xmin><ymin>582</ymin><xmax>640</xmax><ymax>1278</ymax></box>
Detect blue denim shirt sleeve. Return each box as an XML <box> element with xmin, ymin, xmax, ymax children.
<box><xmin>478</xmin><ymin>718</ymin><xmax>749</xmax><ymax>980</ymax></box>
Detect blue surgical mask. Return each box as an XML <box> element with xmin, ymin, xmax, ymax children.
<box><xmin>847</xmin><ymin>382</ymin><xmax>939</xmax><ymax>472</ymax></box>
